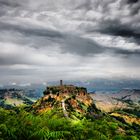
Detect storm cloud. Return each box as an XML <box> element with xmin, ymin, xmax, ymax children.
<box><xmin>0</xmin><ymin>0</ymin><xmax>140</xmax><ymax>84</ymax></box>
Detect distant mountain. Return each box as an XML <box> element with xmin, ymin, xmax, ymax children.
<box><xmin>90</xmin><ymin>89</ymin><xmax>140</xmax><ymax>112</ymax></box>
<box><xmin>46</xmin><ymin>79</ymin><xmax>140</xmax><ymax>93</ymax></box>
<box><xmin>1</xmin><ymin>79</ymin><xmax>140</xmax><ymax>97</ymax></box>
<box><xmin>1</xmin><ymin>83</ymin><xmax>45</xmax><ymax>98</ymax></box>
<box><xmin>0</xmin><ymin>89</ymin><xmax>34</xmax><ymax>109</ymax></box>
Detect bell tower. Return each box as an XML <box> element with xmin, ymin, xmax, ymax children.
<box><xmin>60</xmin><ymin>80</ymin><xmax>63</xmax><ymax>86</ymax></box>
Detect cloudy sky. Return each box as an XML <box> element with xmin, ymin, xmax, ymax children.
<box><xmin>0</xmin><ymin>0</ymin><xmax>140</xmax><ymax>84</ymax></box>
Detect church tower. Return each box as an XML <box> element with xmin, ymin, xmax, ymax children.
<box><xmin>60</xmin><ymin>80</ymin><xmax>63</xmax><ymax>86</ymax></box>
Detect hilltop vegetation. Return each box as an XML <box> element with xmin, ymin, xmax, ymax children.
<box><xmin>0</xmin><ymin>85</ymin><xmax>140</xmax><ymax>140</ymax></box>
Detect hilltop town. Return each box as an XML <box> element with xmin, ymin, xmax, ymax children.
<box><xmin>32</xmin><ymin>80</ymin><xmax>99</xmax><ymax>118</ymax></box>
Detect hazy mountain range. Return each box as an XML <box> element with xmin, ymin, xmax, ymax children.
<box><xmin>1</xmin><ymin>79</ymin><xmax>140</xmax><ymax>92</ymax></box>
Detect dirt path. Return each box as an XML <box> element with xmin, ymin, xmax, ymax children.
<box><xmin>62</xmin><ymin>100</ymin><xmax>69</xmax><ymax>118</ymax></box>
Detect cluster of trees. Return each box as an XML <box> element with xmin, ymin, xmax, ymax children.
<box><xmin>0</xmin><ymin>107</ymin><xmax>140</xmax><ymax>140</ymax></box>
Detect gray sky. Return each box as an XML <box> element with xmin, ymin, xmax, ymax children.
<box><xmin>0</xmin><ymin>0</ymin><xmax>140</xmax><ymax>84</ymax></box>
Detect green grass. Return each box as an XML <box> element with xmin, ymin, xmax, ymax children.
<box><xmin>0</xmin><ymin>107</ymin><xmax>140</xmax><ymax>140</ymax></box>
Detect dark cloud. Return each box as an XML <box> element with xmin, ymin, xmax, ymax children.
<box><xmin>113</xmin><ymin>48</ymin><xmax>140</xmax><ymax>56</ymax></box>
<box><xmin>127</xmin><ymin>0</ymin><xmax>140</xmax><ymax>15</ymax></box>
<box><xmin>0</xmin><ymin>21</ymin><xmax>63</xmax><ymax>38</ymax></box>
<box><xmin>127</xmin><ymin>0</ymin><xmax>139</xmax><ymax>4</ymax></box>
<box><xmin>74</xmin><ymin>0</ymin><xmax>140</xmax><ymax>45</ymax></box>
<box><xmin>80</xmin><ymin>16</ymin><xmax>139</xmax><ymax>46</ymax></box>
<box><xmin>0</xmin><ymin>0</ymin><xmax>21</xmax><ymax>17</ymax></box>
<box><xmin>61</xmin><ymin>35</ymin><xmax>105</xmax><ymax>55</ymax></box>
<box><xmin>98</xmin><ymin>19</ymin><xmax>140</xmax><ymax>44</ymax></box>
<box><xmin>75</xmin><ymin>0</ymin><xmax>92</xmax><ymax>11</ymax></box>
<box><xmin>61</xmin><ymin>35</ymin><xmax>140</xmax><ymax>56</ymax></box>
<box><xmin>0</xmin><ymin>20</ymin><xmax>139</xmax><ymax>60</ymax></box>
<box><xmin>0</xmin><ymin>0</ymin><xmax>20</xmax><ymax>7</ymax></box>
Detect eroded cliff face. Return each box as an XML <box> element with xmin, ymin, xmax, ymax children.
<box><xmin>32</xmin><ymin>85</ymin><xmax>99</xmax><ymax>118</ymax></box>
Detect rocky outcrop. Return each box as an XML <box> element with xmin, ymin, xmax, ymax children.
<box><xmin>32</xmin><ymin>84</ymin><xmax>100</xmax><ymax>118</ymax></box>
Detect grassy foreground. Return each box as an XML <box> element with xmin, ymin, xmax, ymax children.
<box><xmin>0</xmin><ymin>106</ymin><xmax>140</xmax><ymax>140</ymax></box>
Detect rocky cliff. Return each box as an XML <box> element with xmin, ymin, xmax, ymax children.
<box><xmin>32</xmin><ymin>84</ymin><xmax>100</xmax><ymax>118</ymax></box>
